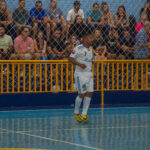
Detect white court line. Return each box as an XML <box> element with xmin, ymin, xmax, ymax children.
<box><xmin>0</xmin><ymin>128</ymin><xmax>102</xmax><ymax>150</ymax></box>
<box><xmin>10</xmin><ymin>125</ymin><xmax>150</xmax><ymax>133</ymax></box>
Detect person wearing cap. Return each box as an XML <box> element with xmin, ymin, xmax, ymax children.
<box><xmin>0</xmin><ymin>24</ymin><xmax>13</xmax><ymax>60</ymax></box>
<box><xmin>68</xmin><ymin>27</ymin><xmax>95</xmax><ymax>124</ymax></box>
<box><xmin>67</xmin><ymin>1</ymin><xmax>84</xmax><ymax>26</ymax></box>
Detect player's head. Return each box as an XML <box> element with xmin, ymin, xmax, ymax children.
<box><xmin>82</xmin><ymin>27</ymin><xmax>94</xmax><ymax>47</ymax></box>
<box><xmin>0</xmin><ymin>24</ymin><xmax>5</xmax><ymax>36</ymax></box>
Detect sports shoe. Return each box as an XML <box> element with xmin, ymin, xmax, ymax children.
<box><xmin>74</xmin><ymin>113</ymin><xmax>82</xmax><ymax>123</ymax></box>
<box><xmin>81</xmin><ymin>114</ymin><xmax>89</xmax><ymax>124</ymax></box>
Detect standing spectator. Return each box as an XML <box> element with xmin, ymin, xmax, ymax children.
<box><xmin>67</xmin><ymin>1</ymin><xmax>84</xmax><ymax>26</ymax></box>
<box><xmin>34</xmin><ymin>30</ymin><xmax>47</xmax><ymax>59</ymax></box>
<box><xmin>119</xmin><ymin>28</ymin><xmax>135</xmax><ymax>59</ymax></box>
<box><xmin>87</xmin><ymin>3</ymin><xmax>103</xmax><ymax>30</ymax></box>
<box><xmin>135</xmin><ymin>14</ymin><xmax>148</xmax><ymax>36</ymax></box>
<box><xmin>29</xmin><ymin>1</ymin><xmax>49</xmax><ymax>39</ymax></box>
<box><xmin>12</xmin><ymin>0</ymin><xmax>29</xmax><ymax>36</ymax></box>
<box><xmin>0</xmin><ymin>0</ymin><xmax>12</xmax><ymax>35</ymax></box>
<box><xmin>114</xmin><ymin>5</ymin><xmax>129</xmax><ymax>37</ymax></box>
<box><xmin>14</xmin><ymin>26</ymin><xmax>34</xmax><ymax>60</ymax></box>
<box><xmin>47</xmin><ymin>29</ymin><xmax>65</xmax><ymax>60</ymax></box>
<box><xmin>135</xmin><ymin>21</ymin><xmax>150</xmax><ymax>59</ymax></box>
<box><xmin>46</xmin><ymin>0</ymin><xmax>66</xmax><ymax>40</ymax></box>
<box><xmin>0</xmin><ymin>24</ymin><xmax>13</xmax><ymax>60</ymax></box>
<box><xmin>69</xmin><ymin>15</ymin><xmax>87</xmax><ymax>41</ymax></box>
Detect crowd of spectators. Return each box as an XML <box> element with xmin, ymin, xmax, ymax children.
<box><xmin>0</xmin><ymin>0</ymin><xmax>150</xmax><ymax>62</ymax></box>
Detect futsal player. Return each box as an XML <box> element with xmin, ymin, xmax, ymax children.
<box><xmin>68</xmin><ymin>27</ymin><xmax>95</xmax><ymax>123</ymax></box>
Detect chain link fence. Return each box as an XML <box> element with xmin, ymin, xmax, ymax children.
<box><xmin>0</xmin><ymin>0</ymin><xmax>150</xmax><ymax>93</ymax></box>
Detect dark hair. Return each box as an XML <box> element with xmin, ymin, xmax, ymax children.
<box><xmin>0</xmin><ymin>24</ymin><xmax>5</xmax><ymax>29</ymax></box>
<box><xmin>129</xmin><ymin>15</ymin><xmax>136</xmax><ymax>33</ymax></box>
<box><xmin>36</xmin><ymin>0</ymin><xmax>42</xmax><ymax>4</ymax></box>
<box><xmin>74</xmin><ymin>15</ymin><xmax>82</xmax><ymax>23</ymax></box>
<box><xmin>101</xmin><ymin>2</ymin><xmax>109</xmax><ymax>13</ymax></box>
<box><xmin>81</xmin><ymin>26</ymin><xmax>92</xmax><ymax>38</ymax></box>
<box><xmin>19</xmin><ymin>0</ymin><xmax>25</xmax><ymax>3</ymax></box>
<box><xmin>117</xmin><ymin>5</ymin><xmax>127</xmax><ymax>19</ymax></box>
<box><xmin>93</xmin><ymin>2</ymin><xmax>99</xmax><ymax>8</ymax></box>
<box><xmin>36</xmin><ymin>30</ymin><xmax>44</xmax><ymax>50</ymax></box>
<box><xmin>74</xmin><ymin>0</ymin><xmax>80</xmax><ymax>6</ymax></box>
<box><xmin>21</xmin><ymin>26</ymin><xmax>30</xmax><ymax>33</ymax></box>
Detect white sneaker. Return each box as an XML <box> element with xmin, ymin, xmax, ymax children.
<box><xmin>52</xmin><ymin>85</ymin><xmax>60</xmax><ymax>92</ymax></box>
<box><xmin>73</xmin><ymin>84</ymin><xmax>77</xmax><ymax>90</ymax></box>
<box><xmin>20</xmin><ymin>71</ymin><xmax>23</xmax><ymax>77</ymax></box>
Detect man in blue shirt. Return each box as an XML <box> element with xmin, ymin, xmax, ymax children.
<box><xmin>135</xmin><ymin>21</ymin><xmax>150</xmax><ymax>59</ymax></box>
<box><xmin>29</xmin><ymin>1</ymin><xmax>49</xmax><ymax>39</ymax></box>
<box><xmin>87</xmin><ymin>3</ymin><xmax>104</xmax><ymax>30</ymax></box>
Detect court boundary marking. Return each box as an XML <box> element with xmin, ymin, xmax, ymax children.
<box><xmin>0</xmin><ymin>128</ymin><xmax>102</xmax><ymax>150</ymax></box>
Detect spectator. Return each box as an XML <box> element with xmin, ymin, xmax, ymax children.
<box><xmin>92</xmin><ymin>29</ymin><xmax>107</xmax><ymax>60</ymax></box>
<box><xmin>87</xmin><ymin>3</ymin><xmax>103</xmax><ymax>30</ymax></box>
<box><xmin>69</xmin><ymin>15</ymin><xmax>87</xmax><ymax>41</ymax></box>
<box><xmin>105</xmin><ymin>27</ymin><xmax>120</xmax><ymax>59</ymax></box>
<box><xmin>0</xmin><ymin>0</ymin><xmax>12</xmax><ymax>35</ymax></box>
<box><xmin>119</xmin><ymin>28</ymin><xmax>135</xmax><ymax>59</ymax></box>
<box><xmin>143</xmin><ymin>0</ymin><xmax>150</xmax><ymax>21</ymax></box>
<box><xmin>47</xmin><ymin>28</ymin><xmax>65</xmax><ymax>60</ymax></box>
<box><xmin>69</xmin><ymin>34</ymin><xmax>78</xmax><ymax>48</ymax></box>
<box><xmin>14</xmin><ymin>26</ymin><xmax>34</xmax><ymax>60</ymax></box>
<box><xmin>29</xmin><ymin>1</ymin><xmax>49</xmax><ymax>39</ymax></box>
<box><xmin>128</xmin><ymin>15</ymin><xmax>136</xmax><ymax>38</ymax></box>
<box><xmin>46</xmin><ymin>0</ymin><xmax>66</xmax><ymax>40</ymax></box>
<box><xmin>34</xmin><ymin>30</ymin><xmax>47</xmax><ymax>59</ymax></box>
<box><xmin>67</xmin><ymin>1</ymin><xmax>84</xmax><ymax>26</ymax></box>
<box><xmin>114</xmin><ymin>5</ymin><xmax>129</xmax><ymax>37</ymax></box>
<box><xmin>101</xmin><ymin>2</ymin><xmax>114</xmax><ymax>27</ymax></box>
<box><xmin>13</xmin><ymin>0</ymin><xmax>29</xmax><ymax>36</ymax></box>
<box><xmin>135</xmin><ymin>21</ymin><xmax>150</xmax><ymax>59</ymax></box>
<box><xmin>135</xmin><ymin>14</ymin><xmax>148</xmax><ymax>36</ymax></box>
<box><xmin>0</xmin><ymin>24</ymin><xmax>13</xmax><ymax>60</ymax></box>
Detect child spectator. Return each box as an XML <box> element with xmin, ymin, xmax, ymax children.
<box><xmin>69</xmin><ymin>34</ymin><xmax>78</xmax><ymax>48</ymax></box>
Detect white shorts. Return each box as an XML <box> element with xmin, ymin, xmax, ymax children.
<box><xmin>74</xmin><ymin>73</ymin><xmax>93</xmax><ymax>94</ymax></box>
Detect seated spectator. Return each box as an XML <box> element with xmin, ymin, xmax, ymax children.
<box><xmin>47</xmin><ymin>29</ymin><xmax>65</xmax><ymax>60</ymax></box>
<box><xmin>0</xmin><ymin>24</ymin><xmax>13</xmax><ymax>60</ymax></box>
<box><xmin>67</xmin><ymin>1</ymin><xmax>84</xmax><ymax>26</ymax></box>
<box><xmin>34</xmin><ymin>30</ymin><xmax>47</xmax><ymax>59</ymax></box>
<box><xmin>135</xmin><ymin>14</ymin><xmax>148</xmax><ymax>36</ymax></box>
<box><xmin>0</xmin><ymin>0</ymin><xmax>12</xmax><ymax>35</ymax></box>
<box><xmin>119</xmin><ymin>28</ymin><xmax>135</xmax><ymax>59</ymax></box>
<box><xmin>87</xmin><ymin>3</ymin><xmax>103</xmax><ymax>30</ymax></box>
<box><xmin>105</xmin><ymin>27</ymin><xmax>120</xmax><ymax>59</ymax></box>
<box><xmin>46</xmin><ymin>0</ymin><xmax>66</xmax><ymax>40</ymax></box>
<box><xmin>142</xmin><ymin>0</ymin><xmax>150</xmax><ymax>21</ymax></box>
<box><xmin>101</xmin><ymin>2</ymin><xmax>114</xmax><ymax>27</ymax></box>
<box><xmin>114</xmin><ymin>5</ymin><xmax>129</xmax><ymax>37</ymax></box>
<box><xmin>69</xmin><ymin>34</ymin><xmax>78</xmax><ymax>48</ymax></box>
<box><xmin>29</xmin><ymin>1</ymin><xmax>49</xmax><ymax>39</ymax></box>
<box><xmin>69</xmin><ymin>15</ymin><xmax>87</xmax><ymax>41</ymax></box>
<box><xmin>14</xmin><ymin>26</ymin><xmax>34</xmax><ymax>60</ymax></box>
<box><xmin>135</xmin><ymin>21</ymin><xmax>150</xmax><ymax>59</ymax></box>
<box><xmin>92</xmin><ymin>29</ymin><xmax>107</xmax><ymax>60</ymax></box>
<box><xmin>12</xmin><ymin>0</ymin><xmax>29</xmax><ymax>36</ymax></box>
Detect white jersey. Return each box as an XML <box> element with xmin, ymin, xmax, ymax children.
<box><xmin>70</xmin><ymin>44</ymin><xmax>95</xmax><ymax>76</ymax></box>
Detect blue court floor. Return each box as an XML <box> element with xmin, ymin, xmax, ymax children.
<box><xmin>0</xmin><ymin>107</ymin><xmax>150</xmax><ymax>150</ymax></box>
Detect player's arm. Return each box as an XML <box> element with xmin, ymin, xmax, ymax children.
<box><xmin>68</xmin><ymin>57</ymin><xmax>86</xmax><ymax>69</ymax></box>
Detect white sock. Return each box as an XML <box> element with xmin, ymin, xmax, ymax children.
<box><xmin>74</xmin><ymin>96</ymin><xmax>83</xmax><ymax>114</ymax></box>
<box><xmin>82</xmin><ymin>97</ymin><xmax>91</xmax><ymax>115</ymax></box>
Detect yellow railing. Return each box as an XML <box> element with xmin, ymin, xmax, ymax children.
<box><xmin>0</xmin><ymin>60</ymin><xmax>150</xmax><ymax>105</ymax></box>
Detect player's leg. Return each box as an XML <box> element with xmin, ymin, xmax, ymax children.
<box><xmin>81</xmin><ymin>76</ymin><xmax>93</xmax><ymax>123</ymax></box>
<box><xmin>74</xmin><ymin>75</ymin><xmax>85</xmax><ymax>122</ymax></box>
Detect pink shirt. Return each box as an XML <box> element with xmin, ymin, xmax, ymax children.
<box><xmin>135</xmin><ymin>22</ymin><xmax>150</xmax><ymax>39</ymax></box>
<box><xmin>14</xmin><ymin>35</ymin><xmax>34</xmax><ymax>52</ymax></box>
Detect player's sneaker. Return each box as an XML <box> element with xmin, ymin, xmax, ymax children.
<box><xmin>74</xmin><ymin>113</ymin><xmax>82</xmax><ymax>123</ymax></box>
<box><xmin>81</xmin><ymin>114</ymin><xmax>89</xmax><ymax>124</ymax></box>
